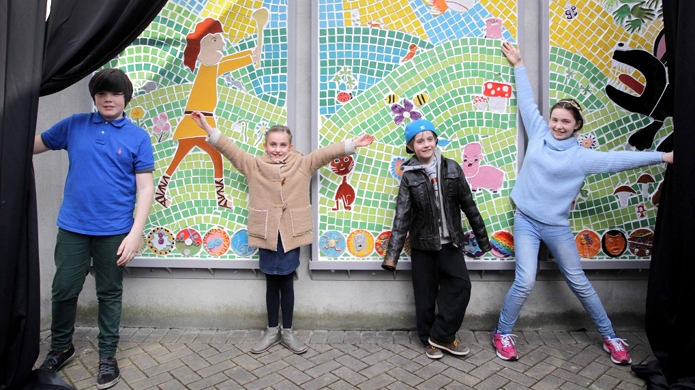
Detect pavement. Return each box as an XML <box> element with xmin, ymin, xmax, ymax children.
<box><xmin>38</xmin><ymin>327</ymin><xmax>654</xmax><ymax>389</ymax></box>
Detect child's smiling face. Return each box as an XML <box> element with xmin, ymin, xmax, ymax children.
<box><xmin>411</xmin><ymin>131</ymin><xmax>437</xmax><ymax>164</ymax></box>
<box><xmin>549</xmin><ymin>107</ymin><xmax>581</xmax><ymax>140</ymax></box>
<box><xmin>264</xmin><ymin>131</ymin><xmax>293</xmax><ymax>162</ymax></box>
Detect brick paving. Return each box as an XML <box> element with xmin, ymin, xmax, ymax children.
<box><xmin>38</xmin><ymin>327</ymin><xmax>653</xmax><ymax>389</ymax></box>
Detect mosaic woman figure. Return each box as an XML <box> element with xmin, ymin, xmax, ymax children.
<box><xmin>155</xmin><ymin>12</ymin><xmax>265</xmax><ymax>208</ymax></box>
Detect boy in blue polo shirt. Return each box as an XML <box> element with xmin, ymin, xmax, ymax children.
<box><xmin>33</xmin><ymin>68</ymin><xmax>154</xmax><ymax>389</ymax></box>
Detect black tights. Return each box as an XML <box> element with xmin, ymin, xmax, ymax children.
<box><xmin>266</xmin><ymin>273</ymin><xmax>294</xmax><ymax>328</ymax></box>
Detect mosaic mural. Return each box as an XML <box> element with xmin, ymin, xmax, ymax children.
<box><xmin>313</xmin><ymin>0</ymin><xmax>520</xmax><ymax>263</ymax></box>
<box><xmin>105</xmin><ymin>0</ymin><xmax>289</xmax><ymax>261</ymax></box>
<box><xmin>549</xmin><ymin>0</ymin><xmax>668</xmax><ymax>260</ymax></box>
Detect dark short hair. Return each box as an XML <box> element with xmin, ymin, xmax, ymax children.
<box><xmin>88</xmin><ymin>68</ymin><xmax>134</xmax><ymax>105</ymax></box>
<box><xmin>551</xmin><ymin>98</ymin><xmax>584</xmax><ymax>131</ymax></box>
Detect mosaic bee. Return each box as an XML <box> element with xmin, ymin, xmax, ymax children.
<box><xmin>384</xmin><ymin>91</ymin><xmax>429</xmax><ymax>106</ymax></box>
<box><xmin>385</xmin><ymin>94</ymin><xmax>399</xmax><ymax>104</ymax></box>
<box><xmin>413</xmin><ymin>92</ymin><xmax>429</xmax><ymax>106</ymax></box>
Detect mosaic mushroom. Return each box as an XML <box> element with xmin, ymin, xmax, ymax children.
<box><xmin>472</xmin><ymin>95</ymin><xmax>488</xmax><ymax>111</ymax></box>
<box><xmin>482</xmin><ymin>81</ymin><xmax>512</xmax><ymax>113</ymax></box>
<box><xmin>613</xmin><ymin>185</ymin><xmax>636</xmax><ymax>208</ymax></box>
<box><xmin>637</xmin><ymin>173</ymin><xmax>655</xmax><ymax>198</ymax></box>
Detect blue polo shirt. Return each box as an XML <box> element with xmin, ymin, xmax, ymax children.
<box><xmin>41</xmin><ymin>112</ymin><xmax>155</xmax><ymax>235</ymax></box>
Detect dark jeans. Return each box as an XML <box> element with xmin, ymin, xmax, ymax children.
<box><xmin>51</xmin><ymin>228</ymin><xmax>125</xmax><ymax>358</ymax></box>
<box><xmin>411</xmin><ymin>244</ymin><xmax>471</xmax><ymax>345</ymax></box>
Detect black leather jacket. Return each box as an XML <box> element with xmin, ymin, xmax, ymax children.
<box><xmin>383</xmin><ymin>155</ymin><xmax>491</xmax><ymax>269</ymax></box>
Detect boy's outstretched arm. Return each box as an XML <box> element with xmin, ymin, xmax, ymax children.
<box><xmin>34</xmin><ymin>135</ymin><xmax>50</xmax><ymax>154</ymax></box>
<box><xmin>117</xmin><ymin>172</ymin><xmax>154</xmax><ymax>266</ymax></box>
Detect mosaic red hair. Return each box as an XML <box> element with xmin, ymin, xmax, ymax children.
<box><xmin>183</xmin><ymin>18</ymin><xmax>225</xmax><ymax>71</ymax></box>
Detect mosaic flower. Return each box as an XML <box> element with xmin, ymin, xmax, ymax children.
<box><xmin>255</xmin><ymin>121</ymin><xmax>269</xmax><ymax>143</ymax></box>
<box><xmin>131</xmin><ymin>106</ymin><xmax>145</xmax><ymax>120</ymax></box>
<box><xmin>390</xmin><ymin>157</ymin><xmax>406</xmax><ymax>180</ymax></box>
<box><xmin>152</xmin><ymin>113</ymin><xmax>171</xmax><ymax>142</ymax></box>
<box><xmin>577</xmin><ymin>133</ymin><xmax>598</xmax><ymax>149</ymax></box>
<box><xmin>130</xmin><ymin>106</ymin><xmax>145</xmax><ymax>128</ymax></box>
<box><xmin>391</xmin><ymin>99</ymin><xmax>421</xmax><ymax>126</ymax></box>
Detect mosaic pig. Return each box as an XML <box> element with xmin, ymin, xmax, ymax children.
<box><xmin>462</xmin><ymin>142</ymin><xmax>504</xmax><ymax>193</ymax></box>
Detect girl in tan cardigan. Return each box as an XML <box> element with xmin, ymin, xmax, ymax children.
<box><xmin>192</xmin><ymin>111</ymin><xmax>374</xmax><ymax>354</ymax></box>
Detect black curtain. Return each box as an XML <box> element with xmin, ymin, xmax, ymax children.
<box><xmin>42</xmin><ymin>0</ymin><xmax>169</xmax><ymax>96</ymax></box>
<box><xmin>1</xmin><ymin>0</ymin><xmax>166</xmax><ymax>388</ymax></box>
<box><xmin>0</xmin><ymin>0</ymin><xmax>47</xmax><ymax>388</ymax></box>
<box><xmin>634</xmin><ymin>0</ymin><xmax>695</xmax><ymax>388</ymax></box>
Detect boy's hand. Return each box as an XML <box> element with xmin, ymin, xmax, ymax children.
<box><xmin>354</xmin><ymin>134</ymin><xmax>375</xmax><ymax>148</ymax></box>
<box><xmin>501</xmin><ymin>42</ymin><xmax>523</xmax><ymax>67</ymax></box>
<box><xmin>191</xmin><ymin>111</ymin><xmax>215</xmax><ymax>136</ymax></box>
<box><xmin>116</xmin><ymin>233</ymin><xmax>143</xmax><ymax>266</ymax></box>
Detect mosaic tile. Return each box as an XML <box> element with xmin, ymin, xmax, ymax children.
<box><xmin>550</xmin><ymin>0</ymin><xmax>669</xmax><ymax>261</ymax></box>
<box><xmin>105</xmin><ymin>0</ymin><xmax>289</xmax><ymax>262</ymax></box>
<box><xmin>315</xmin><ymin>1</ymin><xmax>518</xmax><ymax>262</ymax></box>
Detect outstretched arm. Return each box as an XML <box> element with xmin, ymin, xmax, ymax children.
<box><xmin>501</xmin><ymin>42</ymin><xmax>547</xmax><ymax>139</ymax></box>
<box><xmin>116</xmin><ymin>172</ymin><xmax>154</xmax><ymax>266</ymax></box>
<box><xmin>353</xmin><ymin>134</ymin><xmax>375</xmax><ymax>148</ymax></box>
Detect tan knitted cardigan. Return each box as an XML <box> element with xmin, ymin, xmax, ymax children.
<box><xmin>209</xmin><ymin>130</ymin><xmax>354</xmax><ymax>251</ymax></box>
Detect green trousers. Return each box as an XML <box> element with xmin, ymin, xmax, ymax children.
<box><xmin>50</xmin><ymin>228</ymin><xmax>126</xmax><ymax>358</ymax></box>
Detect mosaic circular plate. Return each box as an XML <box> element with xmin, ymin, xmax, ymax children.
<box><xmin>231</xmin><ymin>229</ymin><xmax>258</xmax><ymax>256</ymax></box>
<box><xmin>628</xmin><ymin>228</ymin><xmax>654</xmax><ymax>257</ymax></box>
<box><xmin>489</xmin><ymin>230</ymin><xmax>514</xmax><ymax>258</ymax></box>
<box><xmin>319</xmin><ymin>230</ymin><xmax>346</xmax><ymax>258</ymax></box>
<box><xmin>146</xmin><ymin>227</ymin><xmax>175</xmax><ymax>255</ymax></box>
<box><xmin>462</xmin><ymin>230</ymin><xmax>485</xmax><ymax>258</ymax></box>
<box><xmin>374</xmin><ymin>231</ymin><xmax>391</xmax><ymax>257</ymax></box>
<box><xmin>390</xmin><ymin>157</ymin><xmax>406</xmax><ymax>180</ymax></box>
<box><xmin>575</xmin><ymin>229</ymin><xmax>601</xmax><ymax>259</ymax></box>
<box><xmin>175</xmin><ymin>228</ymin><xmax>203</xmax><ymax>257</ymax></box>
<box><xmin>346</xmin><ymin>229</ymin><xmax>374</xmax><ymax>258</ymax></box>
<box><xmin>203</xmin><ymin>228</ymin><xmax>230</xmax><ymax>257</ymax></box>
<box><xmin>602</xmin><ymin>229</ymin><xmax>627</xmax><ymax>257</ymax></box>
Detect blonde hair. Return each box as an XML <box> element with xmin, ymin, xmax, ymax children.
<box><xmin>265</xmin><ymin>125</ymin><xmax>293</xmax><ymax>144</ymax></box>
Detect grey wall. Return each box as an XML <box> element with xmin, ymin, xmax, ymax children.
<box><xmin>33</xmin><ymin>1</ymin><xmax>648</xmax><ymax>332</ymax></box>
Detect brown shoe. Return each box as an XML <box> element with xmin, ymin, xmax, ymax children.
<box><xmin>428</xmin><ymin>337</ymin><xmax>470</xmax><ymax>356</ymax></box>
<box><xmin>425</xmin><ymin>345</ymin><xmax>443</xmax><ymax>359</ymax></box>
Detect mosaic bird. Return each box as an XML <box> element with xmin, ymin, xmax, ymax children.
<box><xmin>400</xmin><ymin>44</ymin><xmax>418</xmax><ymax>62</ymax></box>
<box><xmin>423</xmin><ymin>0</ymin><xmax>477</xmax><ymax>16</ymax></box>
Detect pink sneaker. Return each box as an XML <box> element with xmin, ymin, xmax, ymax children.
<box><xmin>492</xmin><ymin>329</ymin><xmax>518</xmax><ymax>361</ymax></box>
<box><xmin>603</xmin><ymin>336</ymin><xmax>632</xmax><ymax>365</ymax></box>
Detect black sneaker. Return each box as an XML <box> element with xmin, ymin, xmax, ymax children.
<box><xmin>96</xmin><ymin>357</ymin><xmax>120</xmax><ymax>390</ymax></box>
<box><xmin>38</xmin><ymin>344</ymin><xmax>75</xmax><ymax>371</ymax></box>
